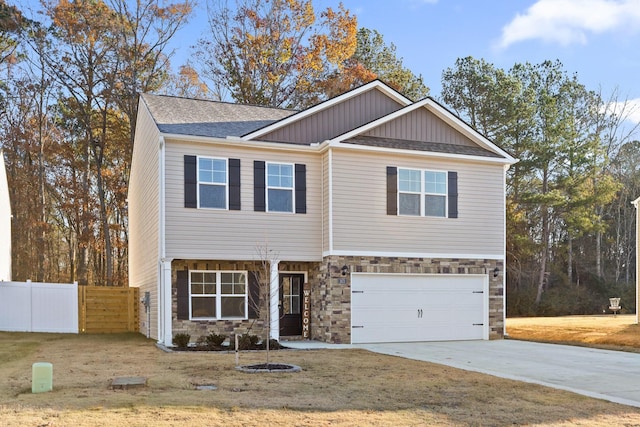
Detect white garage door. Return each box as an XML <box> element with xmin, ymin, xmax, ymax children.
<box><xmin>351</xmin><ymin>274</ymin><xmax>488</xmax><ymax>344</ymax></box>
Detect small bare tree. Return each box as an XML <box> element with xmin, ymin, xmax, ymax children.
<box><xmin>248</xmin><ymin>242</ymin><xmax>281</xmax><ymax>366</ymax></box>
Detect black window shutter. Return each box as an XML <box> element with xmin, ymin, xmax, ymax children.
<box><xmin>176</xmin><ymin>270</ymin><xmax>189</xmax><ymax>320</ymax></box>
<box><xmin>448</xmin><ymin>171</ymin><xmax>458</xmax><ymax>218</ymax></box>
<box><xmin>254</xmin><ymin>161</ymin><xmax>266</xmax><ymax>212</ymax></box>
<box><xmin>229</xmin><ymin>158</ymin><xmax>241</xmax><ymax>210</ymax></box>
<box><xmin>387</xmin><ymin>166</ymin><xmax>398</xmax><ymax>215</ymax></box>
<box><xmin>184</xmin><ymin>155</ymin><xmax>197</xmax><ymax>208</ymax></box>
<box><xmin>248</xmin><ymin>271</ymin><xmax>261</xmax><ymax>319</ymax></box>
<box><xmin>295</xmin><ymin>164</ymin><xmax>306</xmax><ymax>214</ymax></box>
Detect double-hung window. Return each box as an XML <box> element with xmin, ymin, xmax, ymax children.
<box><xmin>398</xmin><ymin>168</ymin><xmax>447</xmax><ymax>217</ymax></box>
<box><xmin>267</xmin><ymin>162</ymin><xmax>294</xmax><ymax>212</ymax></box>
<box><xmin>190</xmin><ymin>271</ymin><xmax>247</xmax><ymax>320</ymax></box>
<box><xmin>198</xmin><ymin>157</ymin><xmax>227</xmax><ymax>209</ymax></box>
<box><xmin>424</xmin><ymin>170</ymin><xmax>447</xmax><ymax>217</ymax></box>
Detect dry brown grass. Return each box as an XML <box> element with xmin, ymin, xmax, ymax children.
<box><xmin>507</xmin><ymin>314</ymin><xmax>640</xmax><ymax>352</ymax></box>
<box><xmin>1</xmin><ymin>331</ymin><xmax>640</xmax><ymax>426</ymax></box>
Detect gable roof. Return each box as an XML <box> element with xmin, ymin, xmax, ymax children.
<box><xmin>329</xmin><ymin>97</ymin><xmax>517</xmax><ymax>163</ymax></box>
<box><xmin>241</xmin><ymin>80</ymin><xmax>412</xmax><ymax>141</ymax></box>
<box><xmin>140</xmin><ymin>93</ymin><xmax>295</xmax><ymax>138</ymax></box>
<box><xmin>140</xmin><ymin>81</ymin><xmax>516</xmax><ymax>164</ymax></box>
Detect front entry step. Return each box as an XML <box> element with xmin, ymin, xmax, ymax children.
<box><xmin>280</xmin><ymin>335</ymin><xmax>305</xmax><ymax>342</ymax></box>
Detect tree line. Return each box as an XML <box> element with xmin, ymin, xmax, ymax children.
<box><xmin>0</xmin><ymin>0</ymin><xmax>426</xmax><ymax>287</ymax></box>
<box><xmin>442</xmin><ymin>57</ymin><xmax>639</xmax><ymax>315</ymax></box>
<box><xmin>0</xmin><ymin>1</ymin><xmax>637</xmax><ymax>315</ymax></box>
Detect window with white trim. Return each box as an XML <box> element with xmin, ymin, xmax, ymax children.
<box><xmin>198</xmin><ymin>157</ymin><xmax>227</xmax><ymax>209</ymax></box>
<box><xmin>398</xmin><ymin>168</ymin><xmax>447</xmax><ymax>217</ymax></box>
<box><xmin>189</xmin><ymin>271</ymin><xmax>247</xmax><ymax>319</ymax></box>
<box><xmin>267</xmin><ymin>162</ymin><xmax>294</xmax><ymax>212</ymax></box>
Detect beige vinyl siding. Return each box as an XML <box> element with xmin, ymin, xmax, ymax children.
<box><xmin>164</xmin><ymin>140</ymin><xmax>322</xmax><ymax>261</ymax></box>
<box><xmin>261</xmin><ymin>89</ymin><xmax>403</xmax><ymax>144</ymax></box>
<box><xmin>322</xmin><ymin>152</ymin><xmax>330</xmax><ymax>253</ymax></box>
<box><xmin>128</xmin><ymin>103</ymin><xmax>161</xmax><ymax>339</ymax></box>
<box><xmin>330</xmin><ymin>148</ymin><xmax>505</xmax><ymax>256</ymax></box>
<box><xmin>365</xmin><ymin>108</ymin><xmax>476</xmax><ymax>147</ymax></box>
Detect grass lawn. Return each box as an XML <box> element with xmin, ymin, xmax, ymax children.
<box><xmin>507</xmin><ymin>314</ymin><xmax>640</xmax><ymax>352</ymax></box>
<box><xmin>1</xmin><ymin>328</ymin><xmax>640</xmax><ymax>426</ymax></box>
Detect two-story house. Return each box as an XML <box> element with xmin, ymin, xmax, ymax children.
<box><xmin>128</xmin><ymin>80</ymin><xmax>517</xmax><ymax>346</ymax></box>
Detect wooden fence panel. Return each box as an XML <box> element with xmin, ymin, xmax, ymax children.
<box><xmin>78</xmin><ymin>287</ymin><xmax>139</xmax><ymax>333</ymax></box>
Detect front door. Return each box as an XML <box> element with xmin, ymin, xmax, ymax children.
<box><xmin>279</xmin><ymin>273</ymin><xmax>304</xmax><ymax>336</ymax></box>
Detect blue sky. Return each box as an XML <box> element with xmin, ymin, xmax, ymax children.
<box><xmin>171</xmin><ymin>0</ymin><xmax>640</xmax><ymax>124</ymax></box>
<box><xmin>16</xmin><ymin>0</ymin><xmax>640</xmax><ymax>123</ymax></box>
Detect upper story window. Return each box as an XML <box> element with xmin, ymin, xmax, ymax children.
<box><xmin>424</xmin><ymin>170</ymin><xmax>447</xmax><ymax>217</ymax></box>
<box><xmin>398</xmin><ymin>168</ymin><xmax>447</xmax><ymax>217</ymax></box>
<box><xmin>267</xmin><ymin>162</ymin><xmax>294</xmax><ymax>212</ymax></box>
<box><xmin>254</xmin><ymin>160</ymin><xmax>306</xmax><ymax>214</ymax></box>
<box><xmin>198</xmin><ymin>157</ymin><xmax>227</xmax><ymax>209</ymax></box>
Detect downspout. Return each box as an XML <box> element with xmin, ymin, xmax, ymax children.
<box><xmin>158</xmin><ymin>136</ymin><xmax>173</xmax><ymax>345</ymax></box>
<box><xmin>328</xmin><ymin>148</ymin><xmax>333</xmax><ymax>254</ymax></box>
<box><xmin>321</xmin><ymin>151</ymin><xmax>324</xmax><ymax>254</ymax></box>
<box><xmin>503</xmin><ymin>163</ymin><xmax>511</xmax><ymax>337</ymax></box>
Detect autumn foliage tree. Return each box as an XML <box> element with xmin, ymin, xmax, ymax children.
<box><xmin>196</xmin><ymin>0</ymin><xmax>357</xmax><ymax>108</ymax></box>
<box><xmin>322</xmin><ymin>27</ymin><xmax>429</xmax><ymax>100</ymax></box>
<box><xmin>1</xmin><ymin>0</ymin><xmax>193</xmax><ymax>286</ymax></box>
<box><xmin>0</xmin><ymin>0</ymin><xmax>24</xmax><ymax>67</ymax></box>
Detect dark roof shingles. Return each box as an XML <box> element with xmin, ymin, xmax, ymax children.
<box><xmin>141</xmin><ymin>93</ymin><xmax>295</xmax><ymax>138</ymax></box>
<box><xmin>344</xmin><ymin>135</ymin><xmax>502</xmax><ymax>158</ymax></box>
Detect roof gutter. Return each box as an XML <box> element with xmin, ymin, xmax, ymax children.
<box><xmin>158</xmin><ymin>132</ymin><xmax>516</xmax><ymax>165</ymax></box>
<box><xmin>159</xmin><ymin>132</ymin><xmax>329</xmax><ymax>153</ymax></box>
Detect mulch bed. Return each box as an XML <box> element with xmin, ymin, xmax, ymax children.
<box><xmin>173</xmin><ymin>341</ymin><xmax>287</xmax><ymax>352</ymax></box>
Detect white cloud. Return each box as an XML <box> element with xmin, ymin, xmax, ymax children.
<box><xmin>497</xmin><ymin>0</ymin><xmax>640</xmax><ymax>49</ymax></box>
<box><xmin>606</xmin><ymin>98</ymin><xmax>640</xmax><ymax>125</ymax></box>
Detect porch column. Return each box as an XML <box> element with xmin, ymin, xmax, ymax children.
<box><xmin>159</xmin><ymin>258</ymin><xmax>173</xmax><ymax>346</ymax></box>
<box><xmin>270</xmin><ymin>260</ymin><xmax>280</xmax><ymax>341</ymax></box>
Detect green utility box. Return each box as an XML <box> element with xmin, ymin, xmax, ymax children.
<box><xmin>32</xmin><ymin>362</ymin><xmax>53</xmax><ymax>393</ymax></box>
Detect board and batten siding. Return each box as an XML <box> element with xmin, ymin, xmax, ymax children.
<box><xmin>164</xmin><ymin>140</ymin><xmax>323</xmax><ymax>261</ymax></box>
<box><xmin>330</xmin><ymin>149</ymin><xmax>506</xmax><ymax>257</ymax></box>
<box><xmin>128</xmin><ymin>104</ymin><xmax>161</xmax><ymax>339</ymax></box>
<box><xmin>364</xmin><ymin>107</ymin><xmax>476</xmax><ymax>147</ymax></box>
<box><xmin>261</xmin><ymin>89</ymin><xmax>404</xmax><ymax>144</ymax></box>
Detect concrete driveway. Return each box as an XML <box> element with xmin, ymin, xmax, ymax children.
<box><xmin>357</xmin><ymin>340</ymin><xmax>640</xmax><ymax>408</ymax></box>
<box><xmin>286</xmin><ymin>339</ymin><xmax>640</xmax><ymax>408</ymax></box>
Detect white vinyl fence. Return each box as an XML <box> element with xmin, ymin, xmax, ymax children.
<box><xmin>0</xmin><ymin>281</ymin><xmax>78</xmax><ymax>333</ymax></box>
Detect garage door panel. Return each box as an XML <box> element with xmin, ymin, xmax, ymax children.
<box><xmin>351</xmin><ymin>274</ymin><xmax>487</xmax><ymax>344</ymax></box>
<box><xmin>352</xmin><ymin>306</ymin><xmax>418</xmax><ymax>323</ymax></box>
<box><xmin>355</xmin><ymin>320</ymin><xmax>484</xmax><ymax>343</ymax></box>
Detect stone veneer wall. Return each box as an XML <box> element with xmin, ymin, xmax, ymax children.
<box><xmin>171</xmin><ymin>259</ymin><xmax>320</xmax><ymax>344</ymax></box>
<box><xmin>312</xmin><ymin>256</ymin><xmax>505</xmax><ymax>344</ymax></box>
<box><xmin>170</xmin><ymin>257</ymin><xmax>504</xmax><ymax>345</ymax></box>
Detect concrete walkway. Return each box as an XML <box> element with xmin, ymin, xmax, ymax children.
<box><xmin>284</xmin><ymin>339</ymin><xmax>640</xmax><ymax>408</ymax></box>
